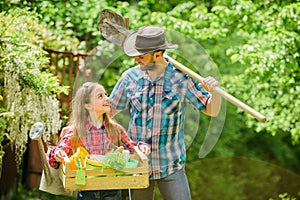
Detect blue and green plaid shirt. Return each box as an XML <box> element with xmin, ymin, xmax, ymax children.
<box><xmin>110</xmin><ymin>60</ymin><xmax>210</xmax><ymax>180</ymax></box>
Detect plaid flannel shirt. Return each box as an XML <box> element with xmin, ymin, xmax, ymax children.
<box><xmin>110</xmin><ymin>60</ymin><xmax>210</xmax><ymax>179</ymax></box>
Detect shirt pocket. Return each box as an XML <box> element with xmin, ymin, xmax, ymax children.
<box><xmin>162</xmin><ymin>91</ymin><xmax>182</xmax><ymax>115</ymax></box>
<box><xmin>129</xmin><ymin>92</ymin><xmax>142</xmax><ymax>112</ymax></box>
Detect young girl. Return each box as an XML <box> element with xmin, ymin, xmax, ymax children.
<box><xmin>48</xmin><ymin>82</ymin><xmax>150</xmax><ymax>200</ymax></box>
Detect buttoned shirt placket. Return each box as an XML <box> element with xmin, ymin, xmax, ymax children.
<box><xmin>141</xmin><ymin>64</ymin><xmax>174</xmax><ymax>179</ymax></box>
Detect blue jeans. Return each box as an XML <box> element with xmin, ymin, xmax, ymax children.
<box><xmin>77</xmin><ymin>190</ymin><xmax>122</xmax><ymax>200</ymax></box>
<box><xmin>131</xmin><ymin>168</ymin><xmax>191</xmax><ymax>200</ymax></box>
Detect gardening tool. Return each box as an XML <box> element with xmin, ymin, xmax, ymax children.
<box><xmin>97</xmin><ymin>9</ymin><xmax>266</xmax><ymax>122</ymax></box>
<box><xmin>29</xmin><ymin>122</ymin><xmax>52</xmax><ymax>185</ymax></box>
<box><xmin>97</xmin><ymin>9</ymin><xmax>130</xmax><ymax>46</ymax></box>
<box><xmin>29</xmin><ymin>122</ymin><xmax>71</xmax><ymax>195</ymax></box>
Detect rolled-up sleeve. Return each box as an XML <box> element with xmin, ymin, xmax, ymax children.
<box><xmin>186</xmin><ymin>78</ymin><xmax>210</xmax><ymax>111</ymax></box>
<box><xmin>48</xmin><ymin>127</ymin><xmax>73</xmax><ymax>169</ymax></box>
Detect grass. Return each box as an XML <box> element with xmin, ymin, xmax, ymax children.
<box><xmin>12</xmin><ymin>187</ymin><xmax>75</xmax><ymax>200</ymax></box>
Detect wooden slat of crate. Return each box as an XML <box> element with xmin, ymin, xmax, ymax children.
<box><xmin>59</xmin><ymin>146</ymin><xmax>149</xmax><ymax>191</ymax></box>
<box><xmin>62</xmin><ymin>174</ymin><xmax>149</xmax><ymax>191</ymax></box>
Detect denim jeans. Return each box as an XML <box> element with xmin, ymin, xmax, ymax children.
<box><xmin>77</xmin><ymin>190</ymin><xmax>122</xmax><ymax>200</ymax></box>
<box><xmin>131</xmin><ymin>168</ymin><xmax>191</xmax><ymax>200</ymax></box>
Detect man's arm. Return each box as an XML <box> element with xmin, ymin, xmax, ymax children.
<box><xmin>202</xmin><ymin>91</ymin><xmax>222</xmax><ymax>116</ymax></box>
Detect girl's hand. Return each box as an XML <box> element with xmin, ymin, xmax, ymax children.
<box><xmin>138</xmin><ymin>142</ymin><xmax>151</xmax><ymax>155</ymax></box>
<box><xmin>54</xmin><ymin>149</ymin><xmax>68</xmax><ymax>162</ymax></box>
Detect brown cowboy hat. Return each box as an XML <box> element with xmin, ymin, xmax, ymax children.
<box><xmin>123</xmin><ymin>25</ymin><xmax>178</xmax><ymax>57</ymax></box>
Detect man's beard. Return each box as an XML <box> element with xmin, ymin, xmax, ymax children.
<box><xmin>139</xmin><ymin>55</ymin><xmax>156</xmax><ymax>71</ymax></box>
<box><xmin>140</xmin><ymin>62</ymin><xmax>156</xmax><ymax>71</ymax></box>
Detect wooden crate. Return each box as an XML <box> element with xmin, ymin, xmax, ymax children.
<box><xmin>59</xmin><ymin>146</ymin><xmax>149</xmax><ymax>191</ymax></box>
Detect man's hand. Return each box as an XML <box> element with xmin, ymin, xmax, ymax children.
<box><xmin>200</xmin><ymin>76</ymin><xmax>222</xmax><ymax>116</ymax></box>
<box><xmin>200</xmin><ymin>76</ymin><xmax>219</xmax><ymax>92</ymax></box>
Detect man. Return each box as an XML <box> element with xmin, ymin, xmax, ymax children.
<box><xmin>110</xmin><ymin>25</ymin><xmax>221</xmax><ymax>200</ymax></box>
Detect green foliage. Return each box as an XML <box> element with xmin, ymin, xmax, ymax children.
<box><xmin>224</xmin><ymin>2</ymin><xmax>300</xmax><ymax>143</ymax></box>
<box><xmin>13</xmin><ymin>180</ymin><xmax>75</xmax><ymax>200</ymax></box>
<box><xmin>0</xmin><ymin>8</ymin><xmax>75</xmax><ymax>169</ymax></box>
<box><xmin>131</xmin><ymin>0</ymin><xmax>300</xmax><ymax>144</ymax></box>
<box><xmin>186</xmin><ymin>157</ymin><xmax>300</xmax><ymax>200</ymax></box>
<box><xmin>275</xmin><ymin>193</ymin><xmax>299</xmax><ymax>200</ymax></box>
<box><xmin>1</xmin><ymin>0</ymin><xmax>92</xmax><ymax>51</ymax></box>
<box><xmin>1</xmin><ymin>0</ymin><xmax>123</xmax><ymax>51</ymax></box>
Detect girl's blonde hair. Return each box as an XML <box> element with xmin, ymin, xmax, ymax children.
<box><xmin>69</xmin><ymin>82</ymin><xmax>123</xmax><ymax>150</ymax></box>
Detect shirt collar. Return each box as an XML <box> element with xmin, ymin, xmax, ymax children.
<box><xmin>85</xmin><ymin>120</ymin><xmax>106</xmax><ymax>130</ymax></box>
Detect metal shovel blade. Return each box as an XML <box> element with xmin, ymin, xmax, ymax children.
<box><xmin>98</xmin><ymin>9</ymin><xmax>131</xmax><ymax>46</ymax></box>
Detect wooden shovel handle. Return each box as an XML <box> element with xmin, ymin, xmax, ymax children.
<box><xmin>165</xmin><ymin>55</ymin><xmax>266</xmax><ymax>122</ymax></box>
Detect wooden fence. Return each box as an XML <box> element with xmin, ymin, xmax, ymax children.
<box><xmin>46</xmin><ymin>49</ymin><xmax>95</xmax><ymax>118</ymax></box>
